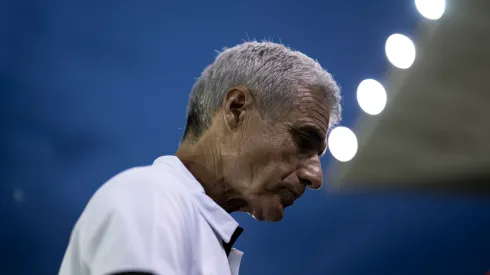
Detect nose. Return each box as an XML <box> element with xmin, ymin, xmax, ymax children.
<box><xmin>297</xmin><ymin>155</ymin><xmax>323</xmax><ymax>190</ymax></box>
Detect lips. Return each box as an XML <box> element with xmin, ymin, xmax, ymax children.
<box><xmin>284</xmin><ymin>185</ymin><xmax>301</xmax><ymax>200</ymax></box>
<box><xmin>279</xmin><ymin>188</ymin><xmax>299</xmax><ymax>207</ymax></box>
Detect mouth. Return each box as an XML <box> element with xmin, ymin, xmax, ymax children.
<box><xmin>285</xmin><ymin>186</ymin><xmax>301</xmax><ymax>200</ymax></box>
<box><xmin>279</xmin><ymin>188</ymin><xmax>299</xmax><ymax>207</ymax></box>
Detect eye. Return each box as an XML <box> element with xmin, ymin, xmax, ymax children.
<box><xmin>297</xmin><ymin>133</ymin><xmax>313</xmax><ymax>149</ymax></box>
<box><xmin>290</xmin><ymin>126</ymin><xmax>326</xmax><ymax>156</ymax></box>
<box><xmin>294</xmin><ymin>132</ymin><xmax>316</xmax><ymax>154</ymax></box>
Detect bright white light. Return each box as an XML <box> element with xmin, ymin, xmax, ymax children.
<box><xmin>328</xmin><ymin>127</ymin><xmax>358</xmax><ymax>162</ymax></box>
<box><xmin>415</xmin><ymin>0</ymin><xmax>445</xmax><ymax>20</ymax></box>
<box><xmin>385</xmin><ymin>34</ymin><xmax>416</xmax><ymax>69</ymax></box>
<box><xmin>357</xmin><ymin>79</ymin><xmax>387</xmax><ymax>115</ymax></box>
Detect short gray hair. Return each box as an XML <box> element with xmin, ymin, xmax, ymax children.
<box><xmin>183</xmin><ymin>41</ymin><xmax>341</xmax><ymax>139</ymax></box>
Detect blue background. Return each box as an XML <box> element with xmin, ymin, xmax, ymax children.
<box><xmin>1</xmin><ymin>1</ymin><xmax>489</xmax><ymax>274</ymax></box>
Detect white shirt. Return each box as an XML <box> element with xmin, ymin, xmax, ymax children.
<box><xmin>59</xmin><ymin>155</ymin><xmax>244</xmax><ymax>275</ymax></box>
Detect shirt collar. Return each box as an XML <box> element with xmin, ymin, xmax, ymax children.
<box><xmin>153</xmin><ymin>155</ymin><xmax>243</xmax><ymax>246</ymax></box>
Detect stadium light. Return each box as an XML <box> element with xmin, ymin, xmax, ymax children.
<box><xmin>415</xmin><ymin>0</ymin><xmax>446</xmax><ymax>20</ymax></box>
<box><xmin>385</xmin><ymin>34</ymin><xmax>416</xmax><ymax>69</ymax></box>
<box><xmin>328</xmin><ymin>127</ymin><xmax>358</xmax><ymax>162</ymax></box>
<box><xmin>357</xmin><ymin>79</ymin><xmax>387</xmax><ymax>115</ymax></box>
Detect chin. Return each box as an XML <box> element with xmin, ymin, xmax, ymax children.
<box><xmin>252</xmin><ymin>198</ymin><xmax>285</xmax><ymax>222</ymax></box>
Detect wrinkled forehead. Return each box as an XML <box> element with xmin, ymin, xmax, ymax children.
<box><xmin>292</xmin><ymin>87</ymin><xmax>330</xmax><ymax>134</ymax></box>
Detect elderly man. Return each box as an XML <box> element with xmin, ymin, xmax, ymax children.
<box><xmin>59</xmin><ymin>41</ymin><xmax>341</xmax><ymax>275</ymax></box>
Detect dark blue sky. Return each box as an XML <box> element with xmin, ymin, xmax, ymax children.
<box><xmin>1</xmin><ymin>1</ymin><xmax>489</xmax><ymax>274</ymax></box>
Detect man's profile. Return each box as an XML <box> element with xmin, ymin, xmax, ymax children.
<box><xmin>59</xmin><ymin>41</ymin><xmax>341</xmax><ymax>275</ymax></box>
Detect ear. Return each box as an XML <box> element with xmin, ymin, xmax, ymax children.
<box><xmin>222</xmin><ymin>86</ymin><xmax>255</xmax><ymax>131</ymax></box>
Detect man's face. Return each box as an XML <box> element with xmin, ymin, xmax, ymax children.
<box><xmin>223</xmin><ymin>88</ymin><xmax>330</xmax><ymax>222</ymax></box>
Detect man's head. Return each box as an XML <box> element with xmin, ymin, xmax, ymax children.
<box><xmin>178</xmin><ymin>41</ymin><xmax>341</xmax><ymax>222</ymax></box>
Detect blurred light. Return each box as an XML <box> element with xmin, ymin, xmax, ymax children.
<box><xmin>13</xmin><ymin>188</ymin><xmax>24</xmax><ymax>204</ymax></box>
<box><xmin>357</xmin><ymin>79</ymin><xmax>387</xmax><ymax>115</ymax></box>
<box><xmin>328</xmin><ymin>126</ymin><xmax>358</xmax><ymax>162</ymax></box>
<box><xmin>385</xmin><ymin>34</ymin><xmax>416</xmax><ymax>69</ymax></box>
<box><xmin>415</xmin><ymin>0</ymin><xmax>445</xmax><ymax>20</ymax></box>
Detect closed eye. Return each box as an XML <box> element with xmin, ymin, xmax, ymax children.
<box><xmin>291</xmin><ymin>126</ymin><xmax>326</xmax><ymax>156</ymax></box>
<box><xmin>297</xmin><ymin>133</ymin><xmax>315</xmax><ymax>151</ymax></box>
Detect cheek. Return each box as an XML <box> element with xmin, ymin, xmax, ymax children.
<box><xmin>278</xmin><ymin>136</ymin><xmax>300</xmax><ymax>166</ymax></box>
<box><xmin>259</xmin><ymin>135</ymin><xmax>295</xmax><ymax>165</ymax></box>
<box><xmin>261</xmin><ymin>138</ymin><xmax>299</xmax><ymax>182</ymax></box>
<box><xmin>241</xmin><ymin>129</ymin><xmax>299</xmax><ymax>184</ymax></box>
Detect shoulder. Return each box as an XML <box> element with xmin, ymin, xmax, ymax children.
<box><xmin>89</xmin><ymin>165</ymin><xmax>195</xmax><ymax>217</ymax></box>
<box><xmin>78</xmin><ymin>165</ymin><xmax>198</xmax><ymax>231</ymax></box>
<box><xmin>70</xmin><ymin>165</ymin><xmax>197</xmax><ymax>274</ymax></box>
<box><xmin>100</xmin><ymin>164</ymin><xmax>189</xmax><ymax>198</ymax></box>
<box><xmin>71</xmin><ymin>165</ymin><xmax>199</xmax><ymax>254</ymax></box>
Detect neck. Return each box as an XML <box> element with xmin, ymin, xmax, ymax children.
<box><xmin>175</xmin><ymin>137</ymin><xmax>247</xmax><ymax>213</ymax></box>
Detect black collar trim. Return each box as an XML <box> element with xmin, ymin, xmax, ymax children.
<box><xmin>222</xmin><ymin>226</ymin><xmax>244</xmax><ymax>256</ymax></box>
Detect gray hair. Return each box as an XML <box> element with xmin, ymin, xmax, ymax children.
<box><xmin>183</xmin><ymin>41</ymin><xmax>341</xmax><ymax>140</ymax></box>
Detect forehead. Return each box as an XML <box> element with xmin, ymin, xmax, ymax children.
<box><xmin>287</xmin><ymin>88</ymin><xmax>330</xmax><ymax>135</ymax></box>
